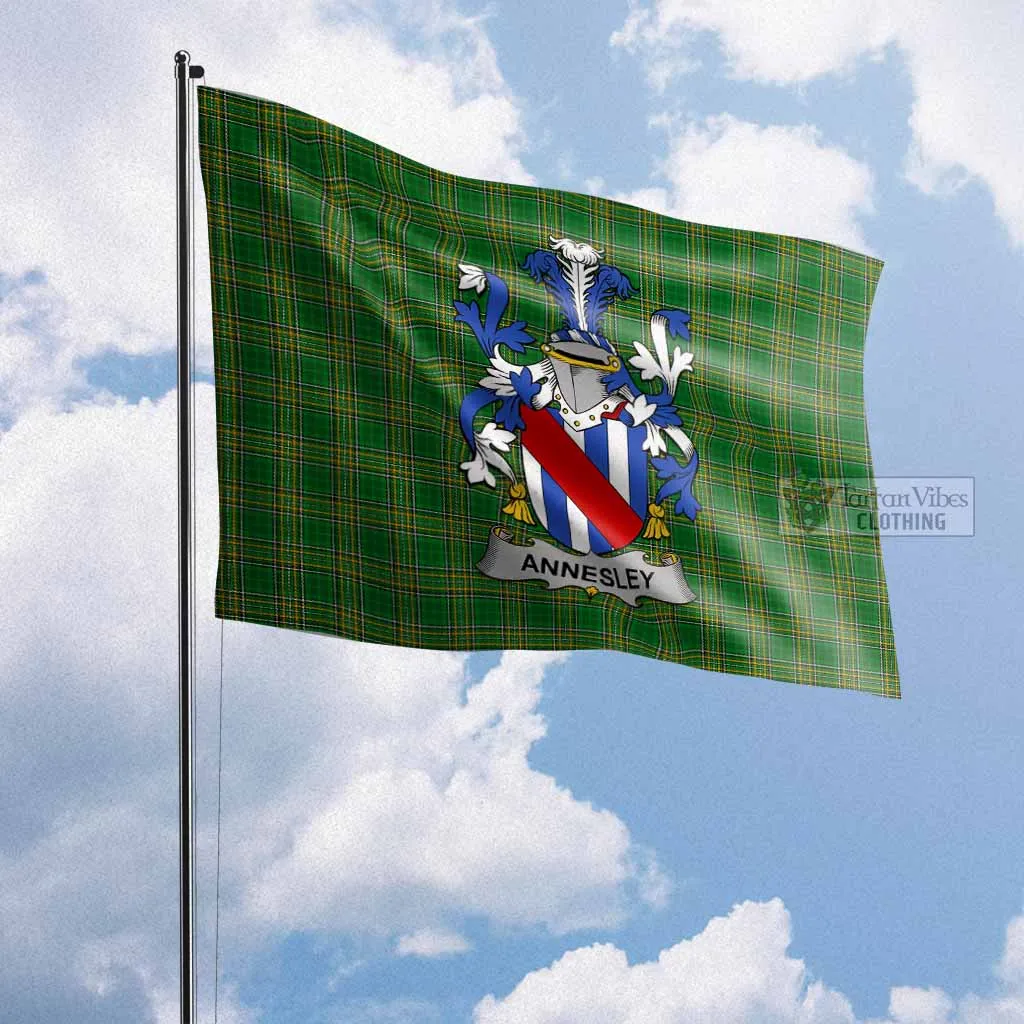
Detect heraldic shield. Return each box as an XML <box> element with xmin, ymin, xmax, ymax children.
<box><xmin>518</xmin><ymin>353</ymin><xmax>650</xmax><ymax>554</ymax></box>
<box><xmin>454</xmin><ymin>236</ymin><xmax>701</xmax><ymax>602</ymax></box>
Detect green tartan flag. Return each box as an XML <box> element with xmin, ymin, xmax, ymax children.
<box><xmin>197</xmin><ymin>85</ymin><xmax>899</xmax><ymax>697</ymax></box>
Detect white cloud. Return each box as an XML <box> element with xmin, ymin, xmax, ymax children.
<box><xmin>615</xmin><ymin>114</ymin><xmax>876</xmax><ymax>252</ymax></box>
<box><xmin>999</xmin><ymin>917</ymin><xmax>1024</xmax><ymax>988</ymax></box>
<box><xmin>0</xmin><ymin>386</ymin><xmax>665</xmax><ymax>1019</ymax></box>
<box><xmin>0</xmin><ymin>793</ymin><xmax>255</xmax><ymax>1024</ymax></box>
<box><xmin>474</xmin><ymin>898</ymin><xmax>856</xmax><ymax>1023</ymax></box>
<box><xmin>396</xmin><ymin>928</ymin><xmax>471</xmax><ymax>958</ymax></box>
<box><xmin>0</xmin><ymin>270</ymin><xmax>93</xmax><ymax>425</ymax></box>
<box><xmin>611</xmin><ymin>0</ymin><xmax>1024</xmax><ymax>246</ymax></box>
<box><xmin>476</xmin><ymin>899</ymin><xmax>1024</xmax><ymax>1024</ymax></box>
<box><xmin>612</xmin><ymin>0</ymin><xmax>894</xmax><ymax>87</ymax></box>
<box><xmin>0</xmin><ymin>0</ymin><xmax>532</xmax><ymax>408</ymax></box>
<box><xmin>243</xmin><ymin>645</ymin><xmax>653</xmax><ymax>936</ymax></box>
<box><xmin>883</xmin><ymin>986</ymin><xmax>955</xmax><ymax>1024</ymax></box>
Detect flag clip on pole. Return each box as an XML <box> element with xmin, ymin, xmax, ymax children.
<box><xmin>175</xmin><ymin>48</ymin><xmax>203</xmax><ymax>1024</ymax></box>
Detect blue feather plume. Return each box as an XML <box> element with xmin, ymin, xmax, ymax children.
<box><xmin>522</xmin><ymin>250</ymin><xmax>579</xmax><ymax>328</ymax></box>
<box><xmin>584</xmin><ymin>265</ymin><xmax>636</xmax><ymax>332</ymax></box>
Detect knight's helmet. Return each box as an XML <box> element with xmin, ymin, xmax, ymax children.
<box><xmin>523</xmin><ymin>237</ymin><xmax>636</xmax><ymax>415</ymax></box>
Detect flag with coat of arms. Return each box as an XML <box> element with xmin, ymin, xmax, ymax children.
<box><xmin>197</xmin><ymin>85</ymin><xmax>899</xmax><ymax>697</ymax></box>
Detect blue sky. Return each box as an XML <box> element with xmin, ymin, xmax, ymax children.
<box><xmin>1</xmin><ymin>1</ymin><xmax>1022</xmax><ymax>1022</ymax></box>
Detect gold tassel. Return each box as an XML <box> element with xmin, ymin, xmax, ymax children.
<box><xmin>643</xmin><ymin>502</ymin><xmax>670</xmax><ymax>540</ymax></box>
<box><xmin>502</xmin><ymin>482</ymin><xmax>535</xmax><ymax>525</ymax></box>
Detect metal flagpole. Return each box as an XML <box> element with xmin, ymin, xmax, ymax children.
<box><xmin>175</xmin><ymin>47</ymin><xmax>203</xmax><ymax>1024</ymax></box>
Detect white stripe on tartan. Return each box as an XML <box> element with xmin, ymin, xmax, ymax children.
<box><xmin>606</xmin><ymin>418</ymin><xmax>631</xmax><ymax>505</ymax></box>
<box><xmin>561</xmin><ymin>420</ymin><xmax>591</xmax><ymax>553</ymax></box>
<box><xmin>522</xmin><ymin>446</ymin><xmax>548</xmax><ymax>529</ymax></box>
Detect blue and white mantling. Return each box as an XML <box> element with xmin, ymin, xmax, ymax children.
<box><xmin>455</xmin><ymin>236</ymin><xmax>701</xmax><ymax>554</ymax></box>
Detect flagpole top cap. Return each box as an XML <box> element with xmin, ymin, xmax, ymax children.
<box><xmin>175</xmin><ymin>50</ymin><xmax>190</xmax><ymax>64</ymax></box>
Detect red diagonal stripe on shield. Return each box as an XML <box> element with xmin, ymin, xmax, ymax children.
<box><xmin>519</xmin><ymin>404</ymin><xmax>644</xmax><ymax>549</ymax></box>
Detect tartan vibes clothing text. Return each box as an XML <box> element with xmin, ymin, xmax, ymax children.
<box><xmin>198</xmin><ymin>86</ymin><xmax>899</xmax><ymax>696</ymax></box>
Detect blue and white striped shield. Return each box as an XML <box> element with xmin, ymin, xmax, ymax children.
<box><xmin>519</xmin><ymin>404</ymin><xmax>650</xmax><ymax>554</ymax></box>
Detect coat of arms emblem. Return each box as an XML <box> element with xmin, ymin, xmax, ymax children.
<box><xmin>454</xmin><ymin>237</ymin><xmax>700</xmax><ymax>605</ymax></box>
